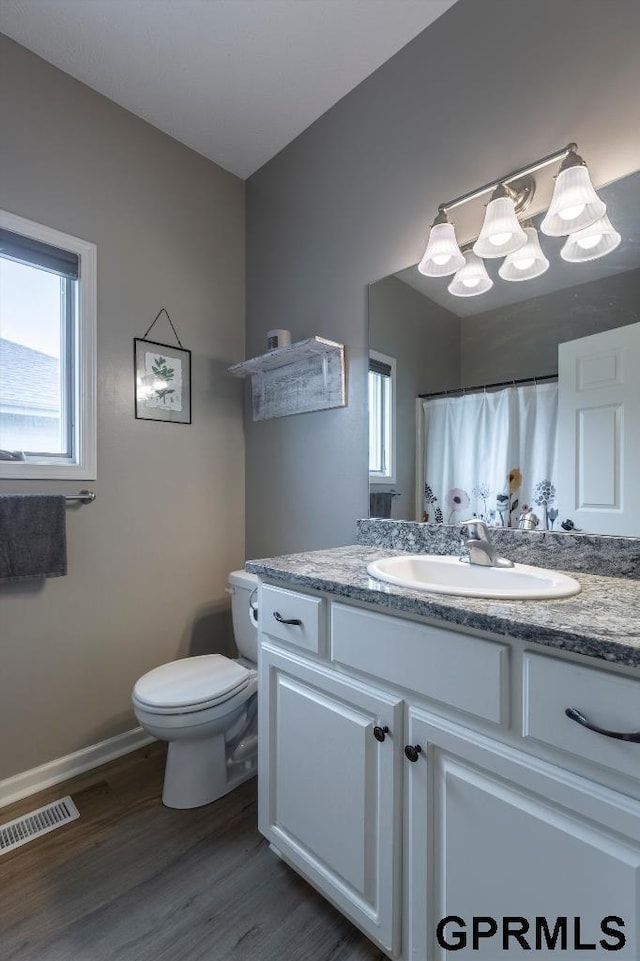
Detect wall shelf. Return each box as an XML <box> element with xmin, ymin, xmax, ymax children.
<box><xmin>228</xmin><ymin>336</ymin><xmax>342</xmax><ymax>376</ymax></box>
<box><xmin>228</xmin><ymin>336</ymin><xmax>346</xmax><ymax>421</ymax></box>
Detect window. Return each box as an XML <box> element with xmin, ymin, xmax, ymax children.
<box><xmin>0</xmin><ymin>211</ymin><xmax>96</xmax><ymax>479</ymax></box>
<box><xmin>368</xmin><ymin>350</ymin><xmax>395</xmax><ymax>484</ymax></box>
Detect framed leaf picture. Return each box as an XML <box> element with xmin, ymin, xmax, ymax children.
<box><xmin>134</xmin><ymin>338</ymin><xmax>192</xmax><ymax>424</ymax></box>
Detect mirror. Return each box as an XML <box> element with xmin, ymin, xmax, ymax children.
<box><xmin>368</xmin><ymin>170</ymin><xmax>640</xmax><ymax>536</ymax></box>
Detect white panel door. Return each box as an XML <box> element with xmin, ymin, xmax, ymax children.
<box><xmin>558</xmin><ymin>321</ymin><xmax>640</xmax><ymax>534</ymax></box>
<box><xmin>407</xmin><ymin>709</ymin><xmax>640</xmax><ymax>961</ymax></box>
<box><xmin>258</xmin><ymin>642</ymin><xmax>403</xmax><ymax>954</ymax></box>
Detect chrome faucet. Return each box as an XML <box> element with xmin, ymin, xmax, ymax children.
<box><xmin>462</xmin><ymin>520</ymin><xmax>514</xmax><ymax>568</ymax></box>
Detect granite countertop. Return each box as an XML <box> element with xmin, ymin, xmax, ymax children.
<box><xmin>246</xmin><ymin>545</ymin><xmax>640</xmax><ymax>669</ymax></box>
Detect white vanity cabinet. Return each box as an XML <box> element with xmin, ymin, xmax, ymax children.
<box><xmin>257</xmin><ymin>582</ymin><xmax>640</xmax><ymax>960</ymax></box>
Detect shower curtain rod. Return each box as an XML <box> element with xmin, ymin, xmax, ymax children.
<box><xmin>419</xmin><ymin>373</ymin><xmax>558</xmax><ymax>401</ymax></box>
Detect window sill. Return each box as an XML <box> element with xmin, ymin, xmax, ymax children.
<box><xmin>0</xmin><ymin>460</ymin><xmax>96</xmax><ymax>481</ymax></box>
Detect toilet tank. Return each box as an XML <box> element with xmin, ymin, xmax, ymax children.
<box><xmin>228</xmin><ymin>569</ymin><xmax>259</xmax><ymax>661</ymax></box>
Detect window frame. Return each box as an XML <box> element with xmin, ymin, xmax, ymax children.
<box><xmin>368</xmin><ymin>349</ymin><xmax>396</xmax><ymax>486</ymax></box>
<box><xmin>0</xmin><ymin>209</ymin><xmax>97</xmax><ymax>480</ymax></box>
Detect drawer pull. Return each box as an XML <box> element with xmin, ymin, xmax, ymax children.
<box><xmin>273</xmin><ymin>611</ymin><xmax>303</xmax><ymax>627</ymax></box>
<box><xmin>373</xmin><ymin>725</ymin><xmax>389</xmax><ymax>743</ymax></box>
<box><xmin>404</xmin><ymin>744</ymin><xmax>423</xmax><ymax>763</ymax></box>
<box><xmin>565</xmin><ymin>707</ymin><xmax>640</xmax><ymax>743</ymax></box>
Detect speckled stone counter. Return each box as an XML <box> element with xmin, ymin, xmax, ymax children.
<box><xmin>246</xmin><ymin>545</ymin><xmax>640</xmax><ymax>668</ymax></box>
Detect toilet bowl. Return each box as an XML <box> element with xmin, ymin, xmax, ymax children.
<box><xmin>132</xmin><ymin>569</ymin><xmax>259</xmax><ymax>809</ymax></box>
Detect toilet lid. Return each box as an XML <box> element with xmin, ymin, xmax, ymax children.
<box><xmin>133</xmin><ymin>654</ymin><xmax>249</xmax><ymax>711</ymax></box>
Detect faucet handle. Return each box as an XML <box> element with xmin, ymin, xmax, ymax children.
<box><xmin>462</xmin><ymin>518</ymin><xmax>490</xmax><ymax>539</ymax></box>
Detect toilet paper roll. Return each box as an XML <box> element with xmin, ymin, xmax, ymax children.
<box><xmin>267</xmin><ymin>329</ymin><xmax>291</xmax><ymax>350</ymax></box>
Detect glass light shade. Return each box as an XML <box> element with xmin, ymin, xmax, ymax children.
<box><xmin>540</xmin><ymin>165</ymin><xmax>606</xmax><ymax>236</ymax></box>
<box><xmin>418</xmin><ymin>222</ymin><xmax>465</xmax><ymax>277</ymax></box>
<box><xmin>448</xmin><ymin>251</ymin><xmax>493</xmax><ymax>297</ymax></box>
<box><xmin>560</xmin><ymin>214</ymin><xmax>621</xmax><ymax>263</ymax></box>
<box><xmin>473</xmin><ymin>197</ymin><xmax>528</xmax><ymax>258</ymax></box>
<box><xmin>499</xmin><ymin>227</ymin><xmax>550</xmax><ymax>282</ymax></box>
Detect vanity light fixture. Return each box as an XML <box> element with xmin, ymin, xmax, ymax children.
<box><xmin>560</xmin><ymin>214</ymin><xmax>622</xmax><ymax>263</ymax></box>
<box><xmin>419</xmin><ymin>142</ymin><xmax>616</xmax><ymax>299</ymax></box>
<box><xmin>448</xmin><ymin>249</ymin><xmax>494</xmax><ymax>297</ymax></box>
<box><xmin>417</xmin><ymin>209</ymin><xmax>465</xmax><ymax>277</ymax></box>
<box><xmin>540</xmin><ymin>146</ymin><xmax>606</xmax><ymax>236</ymax></box>
<box><xmin>499</xmin><ymin>223</ymin><xmax>550</xmax><ymax>282</ymax></box>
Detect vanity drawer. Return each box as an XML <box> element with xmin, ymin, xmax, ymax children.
<box><xmin>260</xmin><ymin>584</ymin><xmax>324</xmax><ymax>654</ymax></box>
<box><xmin>523</xmin><ymin>653</ymin><xmax>640</xmax><ymax>780</ymax></box>
<box><xmin>330</xmin><ymin>603</ymin><xmax>509</xmax><ymax>725</ymax></box>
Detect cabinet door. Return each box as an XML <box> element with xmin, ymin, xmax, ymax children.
<box><xmin>259</xmin><ymin>642</ymin><xmax>403</xmax><ymax>954</ymax></box>
<box><xmin>406</xmin><ymin>708</ymin><xmax>640</xmax><ymax>961</ymax></box>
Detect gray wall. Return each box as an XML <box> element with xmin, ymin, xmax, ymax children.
<box><xmin>461</xmin><ymin>268</ymin><xmax>640</xmax><ymax>386</ymax></box>
<box><xmin>245</xmin><ymin>0</ymin><xmax>640</xmax><ymax>559</ymax></box>
<box><xmin>0</xmin><ymin>36</ymin><xmax>245</xmax><ymax>782</ymax></box>
<box><xmin>369</xmin><ymin>276</ymin><xmax>460</xmax><ymax>520</ymax></box>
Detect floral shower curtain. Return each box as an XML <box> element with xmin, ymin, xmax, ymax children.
<box><xmin>422</xmin><ymin>381</ymin><xmax>559</xmax><ymax>529</ymax></box>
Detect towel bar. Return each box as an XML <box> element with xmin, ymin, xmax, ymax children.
<box><xmin>65</xmin><ymin>490</ymin><xmax>96</xmax><ymax>504</ymax></box>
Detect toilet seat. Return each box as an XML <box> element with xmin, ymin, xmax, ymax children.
<box><xmin>133</xmin><ymin>654</ymin><xmax>251</xmax><ymax>716</ymax></box>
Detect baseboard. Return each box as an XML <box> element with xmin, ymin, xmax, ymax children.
<box><xmin>0</xmin><ymin>727</ymin><xmax>156</xmax><ymax>809</ymax></box>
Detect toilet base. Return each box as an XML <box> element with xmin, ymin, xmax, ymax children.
<box><xmin>132</xmin><ymin>662</ymin><xmax>259</xmax><ymax>810</ymax></box>
<box><xmin>162</xmin><ymin>722</ymin><xmax>257</xmax><ymax>809</ymax></box>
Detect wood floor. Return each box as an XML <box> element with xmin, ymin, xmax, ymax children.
<box><xmin>0</xmin><ymin>744</ymin><xmax>386</xmax><ymax>961</ymax></box>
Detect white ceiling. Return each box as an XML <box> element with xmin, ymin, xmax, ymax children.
<box><xmin>0</xmin><ymin>0</ymin><xmax>458</xmax><ymax>179</ymax></box>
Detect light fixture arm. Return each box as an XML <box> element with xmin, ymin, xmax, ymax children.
<box><xmin>439</xmin><ymin>143</ymin><xmax>577</xmax><ymax>214</ymax></box>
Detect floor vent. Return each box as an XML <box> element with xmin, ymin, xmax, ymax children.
<box><xmin>0</xmin><ymin>796</ymin><xmax>80</xmax><ymax>855</ymax></box>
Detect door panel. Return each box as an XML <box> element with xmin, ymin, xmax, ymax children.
<box><xmin>558</xmin><ymin>321</ymin><xmax>640</xmax><ymax>534</ymax></box>
<box><xmin>259</xmin><ymin>642</ymin><xmax>402</xmax><ymax>953</ymax></box>
<box><xmin>436</xmin><ymin>759</ymin><xmax>638</xmax><ymax>960</ymax></box>
<box><xmin>275</xmin><ymin>674</ymin><xmax>372</xmax><ymax>894</ymax></box>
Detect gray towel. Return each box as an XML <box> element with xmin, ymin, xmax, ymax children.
<box><xmin>0</xmin><ymin>494</ymin><xmax>67</xmax><ymax>582</ymax></box>
<box><xmin>370</xmin><ymin>491</ymin><xmax>394</xmax><ymax>519</ymax></box>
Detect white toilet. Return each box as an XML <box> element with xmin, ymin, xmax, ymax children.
<box><xmin>132</xmin><ymin>569</ymin><xmax>259</xmax><ymax>809</ymax></box>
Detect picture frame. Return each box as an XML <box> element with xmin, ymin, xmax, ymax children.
<box><xmin>134</xmin><ymin>337</ymin><xmax>192</xmax><ymax>424</ymax></box>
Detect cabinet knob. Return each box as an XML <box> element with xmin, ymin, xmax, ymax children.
<box><xmin>373</xmin><ymin>725</ymin><xmax>389</xmax><ymax>742</ymax></box>
<box><xmin>273</xmin><ymin>611</ymin><xmax>303</xmax><ymax>626</ymax></box>
<box><xmin>404</xmin><ymin>744</ymin><xmax>422</xmax><ymax>762</ymax></box>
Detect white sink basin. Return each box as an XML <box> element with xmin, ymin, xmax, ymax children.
<box><xmin>367</xmin><ymin>554</ymin><xmax>581</xmax><ymax>600</ymax></box>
